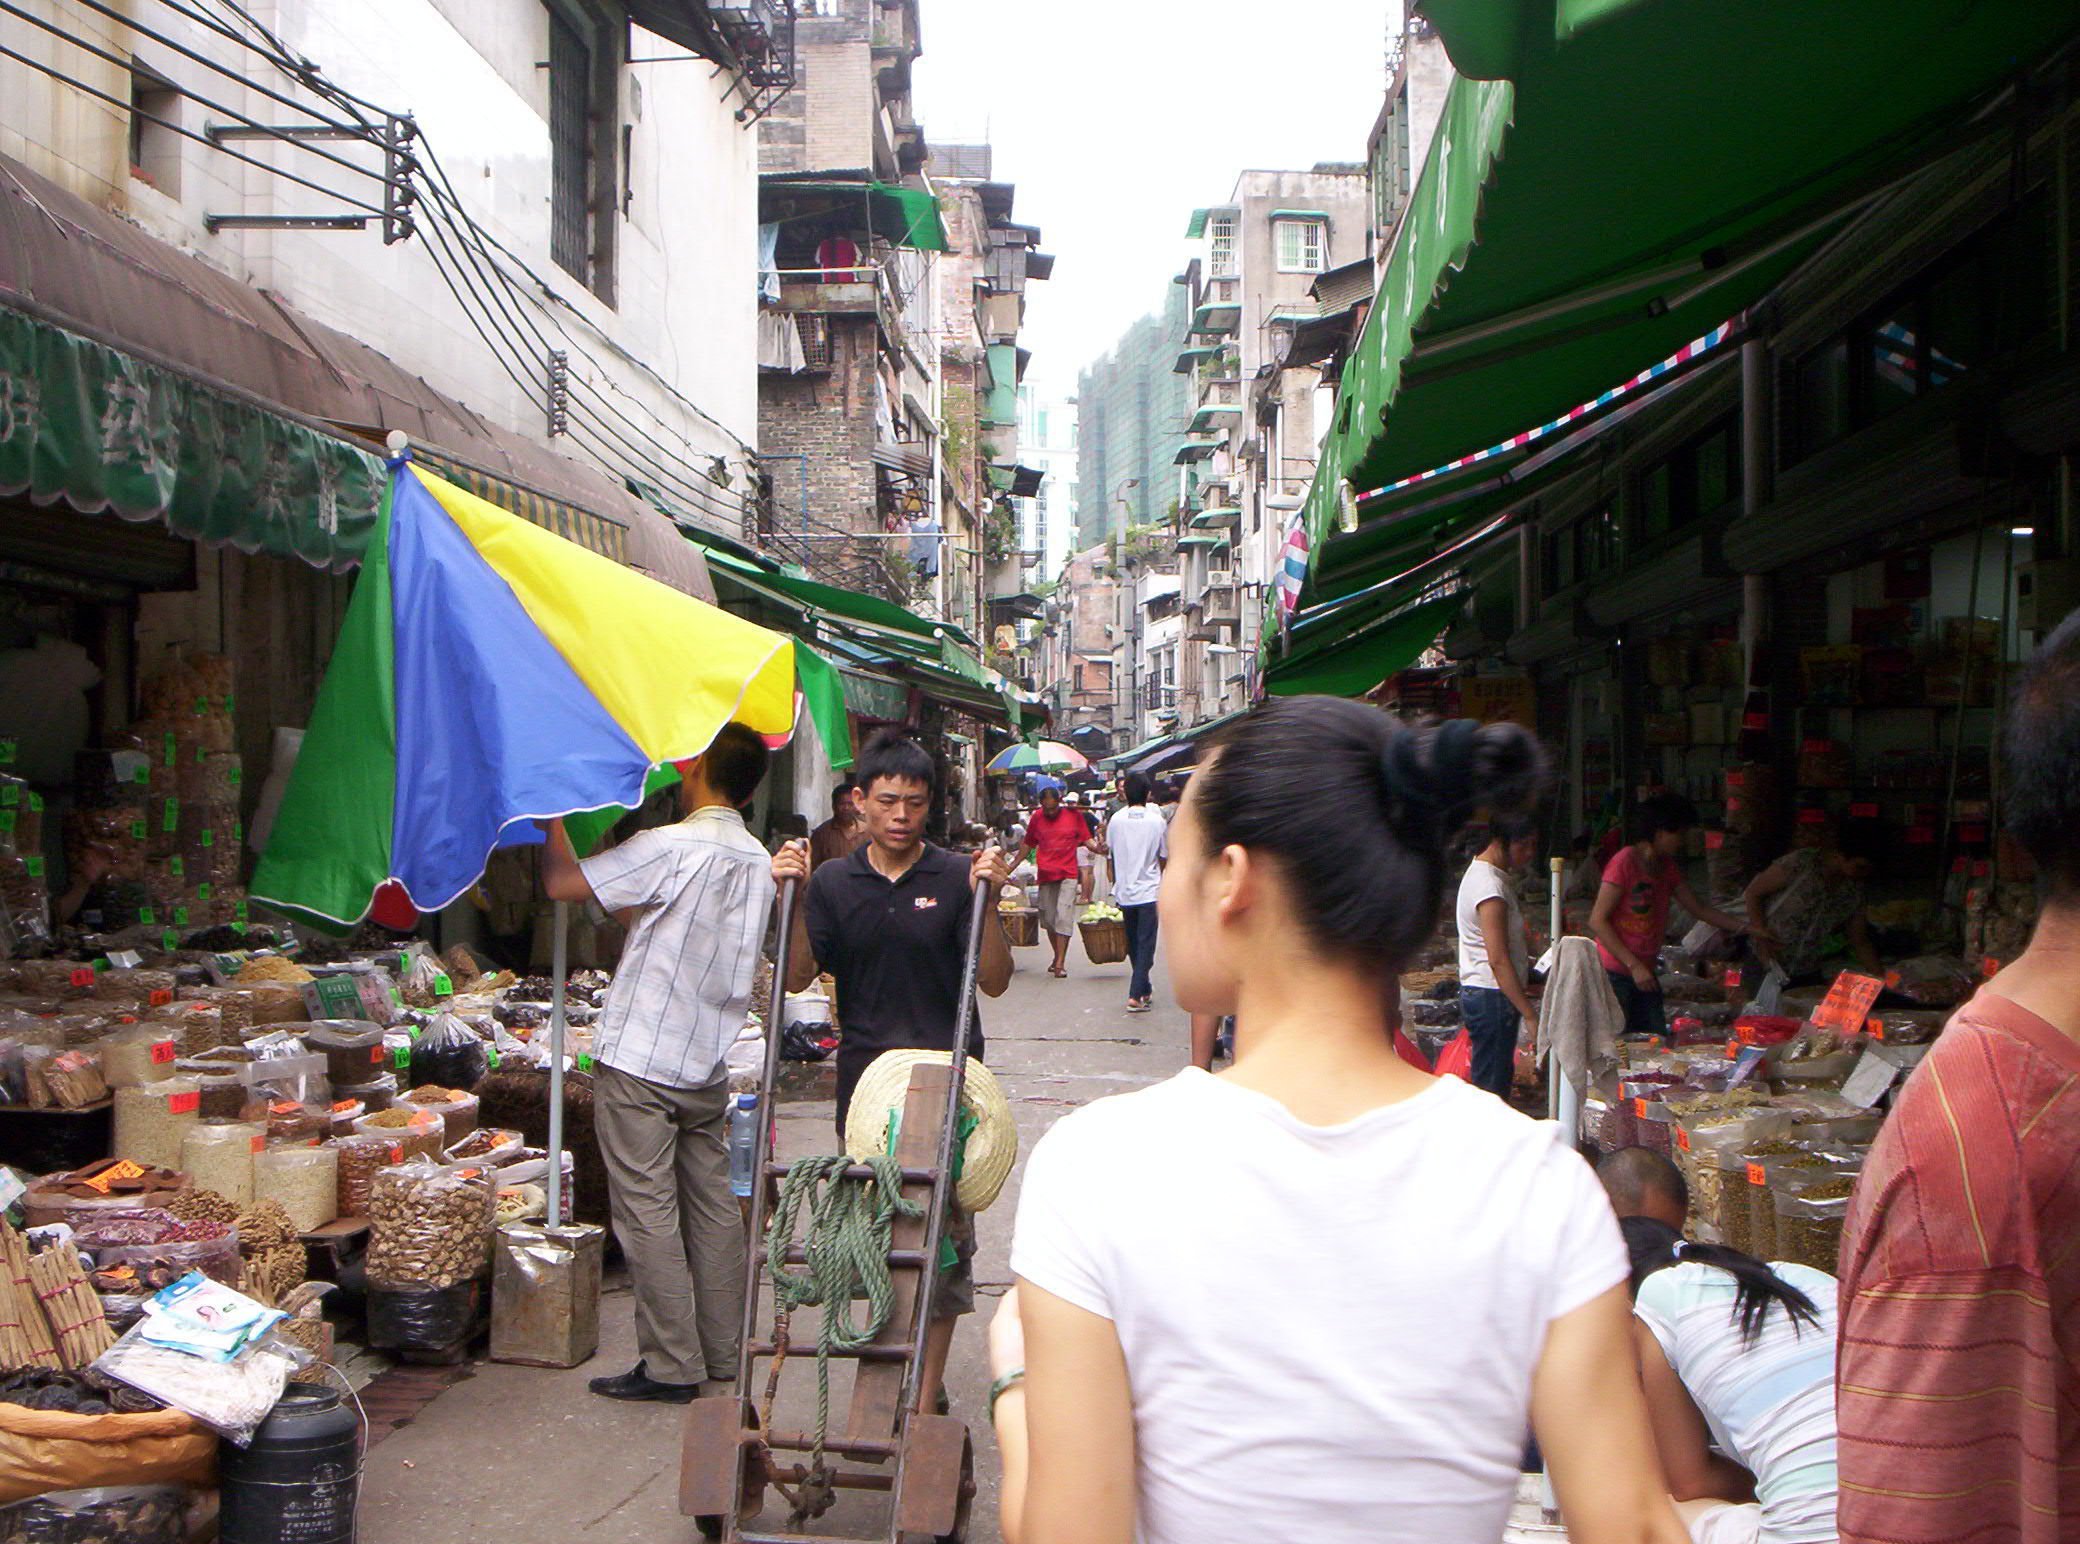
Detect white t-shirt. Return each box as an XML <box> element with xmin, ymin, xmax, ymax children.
<box><xmin>1634</xmin><ymin>1262</ymin><xmax>1838</xmax><ymax>1544</ymax></box>
<box><xmin>1011</xmin><ymin>1069</ymin><xmax>1627</xmax><ymax>1544</ymax></box>
<box><xmin>1103</xmin><ymin>806</ymin><xmax>1169</xmax><ymax>906</ymax></box>
<box><xmin>1455</xmin><ymin>858</ymin><xmax>1526</xmax><ymax>992</ymax></box>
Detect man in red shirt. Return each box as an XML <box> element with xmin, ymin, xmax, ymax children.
<box><xmin>1836</xmin><ymin>609</ymin><xmax>2080</xmax><ymax>1544</ymax></box>
<box><xmin>1020</xmin><ymin>783</ymin><xmax>1094</xmax><ymax>978</ymax></box>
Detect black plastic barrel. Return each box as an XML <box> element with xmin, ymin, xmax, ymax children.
<box><xmin>218</xmin><ymin>1380</ymin><xmax>360</xmax><ymax>1544</ymax></box>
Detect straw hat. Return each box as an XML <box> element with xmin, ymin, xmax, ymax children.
<box><xmin>841</xmin><ymin>1050</ymin><xmax>1018</xmax><ymax>1212</ymax></box>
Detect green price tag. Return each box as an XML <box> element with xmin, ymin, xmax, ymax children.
<box><xmin>235</xmin><ymin>900</ymin><xmax>248</xmax><ymax>920</ymax></box>
<box><xmin>0</xmin><ymin>739</ymin><xmax>14</xmax><ymax>765</ymax></box>
<box><xmin>139</xmin><ymin>906</ymin><xmax>156</xmax><ymax>925</ymax></box>
<box><xmin>130</xmin><ymin>820</ymin><xmax>146</xmax><ymax>840</ymax></box>
<box><xmin>576</xmin><ymin>1054</ymin><xmax>595</xmax><ymax>1072</ymax></box>
<box><xmin>91</xmin><ymin>958</ymin><xmax>108</xmax><ymax>973</ymax></box>
<box><xmin>162</xmin><ymin>929</ymin><xmax>177</xmax><ymax>950</ymax></box>
<box><xmin>163</xmin><ymin>798</ymin><xmax>179</xmax><ymax>832</ymax></box>
<box><xmin>0</xmin><ymin>811</ymin><xmax>14</xmax><ymax>833</ymax></box>
<box><xmin>162</xmin><ymin>734</ymin><xmax>175</xmax><ymax>767</ymax></box>
<box><xmin>393</xmin><ymin>1044</ymin><xmax>411</xmax><ymax>1070</ymax></box>
<box><xmin>223</xmin><ymin>695</ymin><xmax>234</xmax><ymax>714</ymax></box>
<box><xmin>228</xmin><ymin>765</ymin><xmax>242</xmax><ymax>784</ymax></box>
<box><xmin>26</xmin><ymin>792</ymin><xmax>41</xmax><ymax>813</ymax></box>
<box><xmin>433</xmin><ymin>973</ymin><xmax>453</xmax><ymax>997</ymax></box>
<box><xmin>232</xmin><ymin>920</ymin><xmax>246</xmax><ymax>934</ymax></box>
<box><xmin>133</xmin><ymin>763</ymin><xmax>149</xmax><ymax>785</ymax></box>
<box><xmin>234</xmin><ymin>822</ymin><xmax>245</xmax><ymax>843</ymax></box>
<box><xmin>0</xmin><ymin>784</ymin><xmax>15</xmax><ymax>808</ymax></box>
<box><xmin>24</xmin><ymin>856</ymin><xmax>42</xmax><ymax>878</ymax></box>
<box><xmin>169</xmin><ymin>856</ymin><xmax>184</xmax><ymax>878</ymax></box>
<box><xmin>193</xmin><ymin>696</ymin><xmax>208</xmax><ymax>716</ymax></box>
<box><xmin>487</xmin><ymin>1046</ymin><xmax>502</xmax><ymax>1070</ymax></box>
<box><xmin>173</xmin><ymin>906</ymin><xmax>188</xmax><ymax>925</ymax></box>
<box><xmin>200</xmin><ymin>829</ymin><xmax>214</xmax><ymax>848</ymax></box>
<box><xmin>197</xmin><ymin>882</ymin><xmax>212</xmax><ymax>900</ymax></box>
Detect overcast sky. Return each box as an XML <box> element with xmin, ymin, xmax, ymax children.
<box><xmin>914</xmin><ymin>2</ymin><xmax>1399</xmax><ymax>403</ymax></box>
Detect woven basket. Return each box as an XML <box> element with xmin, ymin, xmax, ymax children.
<box><xmin>1079</xmin><ymin>918</ymin><xmax>1127</xmax><ymax>964</ymax></box>
<box><xmin>1000</xmin><ymin>909</ymin><xmax>1040</xmax><ymax>948</ymax></box>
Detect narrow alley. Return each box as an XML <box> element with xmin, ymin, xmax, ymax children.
<box><xmin>353</xmin><ymin>947</ymin><xmax>1183</xmax><ymax>1544</ymax></box>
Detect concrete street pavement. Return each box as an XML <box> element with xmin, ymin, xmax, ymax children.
<box><xmin>354</xmin><ymin>934</ymin><xmax>1182</xmax><ymax>1544</ymax></box>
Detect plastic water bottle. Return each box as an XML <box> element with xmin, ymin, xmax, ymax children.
<box><xmin>728</xmin><ymin>1093</ymin><xmax>760</xmax><ymax>1199</ymax></box>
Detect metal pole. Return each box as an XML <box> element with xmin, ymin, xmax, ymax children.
<box><xmin>545</xmin><ymin>900</ymin><xmax>569</xmax><ymax>1226</ymax></box>
<box><xmin>731</xmin><ymin>875</ymin><xmax>799</xmax><ymax>1395</ymax></box>
<box><xmin>1547</xmin><ymin>856</ymin><xmax>1564</xmax><ymax>1123</ymax></box>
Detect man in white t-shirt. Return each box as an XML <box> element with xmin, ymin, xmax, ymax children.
<box><xmin>1104</xmin><ymin>772</ymin><xmax>1169</xmax><ymax>1013</ymax></box>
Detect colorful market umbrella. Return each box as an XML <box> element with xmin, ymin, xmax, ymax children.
<box><xmin>252</xmin><ymin>458</ymin><xmax>800</xmax><ymax>929</ymax></box>
<box><xmin>984</xmin><ymin>740</ymin><xmax>1088</xmax><ymax>775</ymax></box>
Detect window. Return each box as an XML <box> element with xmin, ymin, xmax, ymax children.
<box><xmin>1273</xmin><ymin>217</ymin><xmax>1326</xmax><ymax>274</ymax></box>
<box><xmin>1561</xmin><ymin>504</ymin><xmax>1622</xmax><ymax>583</ymax></box>
<box><xmin>1787</xmin><ymin>194</ymin><xmax>2049</xmax><ymax>463</ymax></box>
<box><xmin>127</xmin><ymin>67</ymin><xmax>182</xmax><ymax>197</ymax></box>
<box><xmin>1207</xmin><ymin>212</ymin><xmax>1238</xmax><ymax>278</ymax></box>
<box><xmin>546</xmin><ymin>2</ymin><xmax>617</xmax><ymax>303</ymax></box>
<box><xmin>1631</xmin><ymin>415</ymin><xmax>1740</xmax><ymax>544</ymax></box>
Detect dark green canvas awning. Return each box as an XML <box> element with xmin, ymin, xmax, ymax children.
<box><xmin>1265</xmin><ymin>591</ymin><xmax>1469</xmax><ymax>699</ymax></box>
<box><xmin>0</xmin><ymin>307</ymin><xmax>385</xmax><ymax>570</ymax></box>
<box><xmin>760</xmin><ymin>178</ymin><xmax>948</xmax><ymax>252</ymax></box>
<box><xmin>1297</xmin><ymin>0</ymin><xmax>2074</xmax><ymax>606</ymax></box>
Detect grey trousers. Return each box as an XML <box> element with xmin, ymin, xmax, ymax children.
<box><xmin>593</xmin><ymin>1063</ymin><xmax>745</xmax><ymax>1384</ymax></box>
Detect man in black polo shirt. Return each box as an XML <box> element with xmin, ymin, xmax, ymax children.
<box><xmin>772</xmin><ymin>732</ymin><xmax>1010</xmax><ymax>1411</ymax></box>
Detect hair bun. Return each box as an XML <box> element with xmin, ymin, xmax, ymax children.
<box><xmin>1379</xmin><ymin>719</ymin><xmax>1546</xmax><ymax>839</ymax></box>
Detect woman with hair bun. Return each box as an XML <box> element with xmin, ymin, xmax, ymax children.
<box><xmin>990</xmin><ymin>697</ymin><xmax>1690</xmax><ymax>1544</ymax></box>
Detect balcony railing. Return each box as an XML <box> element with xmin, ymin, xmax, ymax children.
<box><xmin>709</xmin><ymin>0</ymin><xmax>795</xmax><ymax>88</ymax></box>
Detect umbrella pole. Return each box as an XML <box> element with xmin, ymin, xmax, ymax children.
<box><xmin>546</xmin><ymin>899</ymin><xmax>569</xmax><ymax>1225</ymax></box>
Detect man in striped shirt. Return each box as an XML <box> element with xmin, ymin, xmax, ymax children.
<box><xmin>1835</xmin><ymin>610</ymin><xmax>2080</xmax><ymax>1544</ymax></box>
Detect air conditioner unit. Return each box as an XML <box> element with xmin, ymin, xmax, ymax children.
<box><xmin>1206</xmin><ymin>569</ymin><xmax>1236</xmax><ymax>588</ymax></box>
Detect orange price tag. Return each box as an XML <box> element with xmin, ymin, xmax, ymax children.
<box><xmin>1865</xmin><ymin>1017</ymin><xmax>1886</xmax><ymax>1041</ymax></box>
<box><xmin>1722</xmin><ymin>968</ymin><xmax>1741</xmax><ymax>989</ymax></box>
<box><xmin>1632</xmin><ymin>1097</ymin><xmax>1648</xmax><ymax>1117</ymax></box>
<box><xmin>1746</xmin><ymin>1162</ymin><xmax>1766</xmax><ymax>1186</ymax></box>
<box><xmin>1704</xmin><ymin>830</ymin><xmax>1726</xmax><ymax>850</ymax></box>
<box><xmin>68</xmin><ymin>968</ymin><xmax>94</xmax><ymax>988</ymax></box>
<box><xmin>1811</xmin><ymin>970</ymin><xmax>1885</xmax><ymax>1031</ymax></box>
<box><xmin>250</xmin><ymin>1135</ymin><xmax>266</xmax><ymax>1153</ymax></box>
<box><xmin>148</xmin><ymin>989</ymin><xmax>172</xmax><ymax>1007</ymax></box>
<box><xmin>369</xmin><ymin>1045</ymin><xmax>386</xmax><ymax>1065</ymax></box>
<box><xmin>387</xmin><ymin>1145</ymin><xmax>404</xmax><ymax>1164</ymax></box>
<box><xmin>167</xmin><ymin>1091</ymin><xmax>199</xmax><ymax>1114</ymax></box>
<box><xmin>148</xmin><ymin>1040</ymin><xmax>176</xmax><ymax>1065</ymax></box>
<box><xmin>1675</xmin><ymin>1127</ymin><xmax>1691</xmax><ymax>1151</ymax></box>
<box><xmin>81</xmin><ymin>1159</ymin><xmax>147</xmax><ymax>1195</ymax></box>
<box><xmin>1726</xmin><ymin>1039</ymin><xmax>1740</xmax><ymax>1058</ymax></box>
<box><xmin>1884</xmin><ymin>970</ymin><xmax>1902</xmax><ymax>988</ymax></box>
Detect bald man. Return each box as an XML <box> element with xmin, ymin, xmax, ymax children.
<box><xmin>1596</xmin><ymin>1145</ymin><xmax>1688</xmax><ymax>1231</ymax></box>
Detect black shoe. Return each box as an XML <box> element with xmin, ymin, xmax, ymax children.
<box><xmin>588</xmin><ymin>1362</ymin><xmax>701</xmax><ymax>1404</ymax></box>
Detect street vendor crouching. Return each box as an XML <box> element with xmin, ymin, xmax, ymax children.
<box><xmin>771</xmin><ymin>732</ymin><xmax>1013</xmax><ymax>1413</ymax></box>
<box><xmin>1738</xmin><ymin>817</ymin><xmax>1884</xmax><ymax>992</ymax></box>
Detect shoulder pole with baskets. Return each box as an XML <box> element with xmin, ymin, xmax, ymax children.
<box><xmin>1079</xmin><ymin>913</ymin><xmax>1127</xmax><ymax>965</ymax></box>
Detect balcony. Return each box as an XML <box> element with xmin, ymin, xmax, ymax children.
<box><xmin>707</xmin><ymin>0</ymin><xmax>795</xmax><ymax>88</ymax></box>
<box><xmin>1188</xmin><ymin>577</ymin><xmax>1241</xmax><ymax>642</ymax></box>
<box><xmin>1191</xmin><ymin>277</ymin><xmax>1242</xmax><ymax>337</ymax></box>
<box><xmin>1189</xmin><ymin>400</ymin><xmax>1243</xmax><ymax>434</ymax></box>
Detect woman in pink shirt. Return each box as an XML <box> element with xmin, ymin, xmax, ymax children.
<box><xmin>1589</xmin><ymin>795</ymin><xmax>1755</xmax><ymax>1040</ymax></box>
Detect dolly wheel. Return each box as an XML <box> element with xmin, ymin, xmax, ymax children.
<box><xmin>696</xmin><ymin>1516</ymin><xmax>723</xmax><ymax>1541</ymax></box>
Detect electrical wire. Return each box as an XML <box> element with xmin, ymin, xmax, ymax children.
<box><xmin>0</xmin><ymin>40</ymin><xmax>390</xmax><ymax>216</ymax></box>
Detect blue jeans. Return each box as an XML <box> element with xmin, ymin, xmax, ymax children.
<box><xmin>1122</xmin><ymin>902</ymin><xmax>1159</xmax><ymax>1002</ymax></box>
<box><xmin>1607</xmin><ymin>970</ymin><xmax>1667</xmax><ymax>1040</ymax></box>
<box><xmin>1458</xmin><ymin>986</ymin><xmax>1519</xmax><ymax>1100</ymax></box>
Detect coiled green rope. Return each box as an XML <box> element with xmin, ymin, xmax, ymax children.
<box><xmin>763</xmin><ymin>1154</ymin><xmax>923</xmax><ymax>1493</ymax></box>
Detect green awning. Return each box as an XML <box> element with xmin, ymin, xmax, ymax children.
<box><xmin>1173</xmin><ymin>345</ymin><xmax>1219</xmax><ymax>374</ymax></box>
<box><xmin>985</xmin><ymin>344</ymin><xmax>1018</xmax><ymax>428</ymax></box>
<box><xmin>1190</xmin><ymin>507</ymin><xmax>1238</xmax><ymax>529</ymax></box>
<box><xmin>0</xmin><ymin>307</ymin><xmax>385</xmax><ymax>570</ymax></box>
<box><xmin>1265</xmin><ymin>591</ymin><xmax>1469</xmax><ymax>698</ymax></box>
<box><xmin>1177</xmin><ymin>533</ymin><xmax>1221</xmax><ymax>550</ymax></box>
<box><xmin>1174</xmin><ymin>440</ymin><xmax>1218</xmax><ymax>464</ymax></box>
<box><xmin>839</xmin><ymin>666</ymin><xmax>910</xmax><ymax>722</ymax></box>
<box><xmin>761</xmin><ymin>178</ymin><xmax>948</xmax><ymax>251</ymax></box>
<box><xmin>1297</xmin><ymin>0</ymin><xmax>2072</xmax><ymax>605</ymax></box>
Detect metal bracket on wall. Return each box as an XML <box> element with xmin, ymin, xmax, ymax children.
<box><xmin>203</xmin><ymin>112</ymin><xmax>418</xmax><ymax>244</ymax></box>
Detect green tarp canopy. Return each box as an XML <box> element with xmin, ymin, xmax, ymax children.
<box><xmin>0</xmin><ymin>307</ymin><xmax>385</xmax><ymax>569</ymax></box>
<box><xmin>1297</xmin><ymin>0</ymin><xmax>2076</xmax><ymax>608</ymax></box>
<box><xmin>1265</xmin><ymin>590</ymin><xmax>1470</xmax><ymax>699</ymax></box>
<box><xmin>762</xmin><ymin>178</ymin><xmax>948</xmax><ymax>252</ymax></box>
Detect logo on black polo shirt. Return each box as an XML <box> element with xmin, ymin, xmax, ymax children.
<box><xmin>913</xmin><ymin>896</ymin><xmax>939</xmax><ymax>910</ymax></box>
